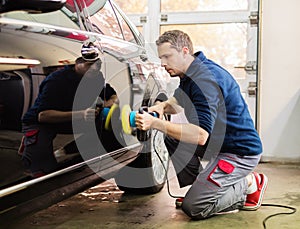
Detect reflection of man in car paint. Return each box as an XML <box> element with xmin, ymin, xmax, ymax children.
<box><xmin>18</xmin><ymin>56</ymin><xmax>118</xmax><ymax>177</ymax></box>
<box><xmin>54</xmin><ymin>82</ymin><xmax>119</xmax><ymax>162</ymax></box>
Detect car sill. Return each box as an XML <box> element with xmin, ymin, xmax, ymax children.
<box><xmin>0</xmin><ymin>143</ymin><xmax>142</xmax><ymax>198</ymax></box>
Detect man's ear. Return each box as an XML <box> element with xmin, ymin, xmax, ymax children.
<box><xmin>182</xmin><ymin>47</ymin><xmax>190</xmax><ymax>55</ymax></box>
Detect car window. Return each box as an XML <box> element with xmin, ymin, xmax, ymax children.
<box><xmin>1</xmin><ymin>9</ymin><xmax>80</xmax><ymax>29</ymax></box>
<box><xmin>67</xmin><ymin>0</ymin><xmax>139</xmax><ymax>44</ymax></box>
<box><xmin>112</xmin><ymin>4</ymin><xmax>138</xmax><ymax>44</ymax></box>
<box><xmin>87</xmin><ymin>1</ymin><xmax>123</xmax><ymax>40</ymax></box>
<box><xmin>3</xmin><ymin>0</ymin><xmax>141</xmax><ymax>45</ymax></box>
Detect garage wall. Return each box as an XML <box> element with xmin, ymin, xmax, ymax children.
<box><xmin>259</xmin><ymin>0</ymin><xmax>300</xmax><ymax>162</ymax></box>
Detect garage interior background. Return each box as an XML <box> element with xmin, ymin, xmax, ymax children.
<box><xmin>114</xmin><ymin>0</ymin><xmax>300</xmax><ymax>163</ymax></box>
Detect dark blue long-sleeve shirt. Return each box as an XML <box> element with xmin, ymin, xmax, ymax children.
<box><xmin>22</xmin><ymin>66</ymin><xmax>82</xmax><ymax>124</ymax></box>
<box><xmin>174</xmin><ymin>51</ymin><xmax>262</xmax><ymax>156</ymax></box>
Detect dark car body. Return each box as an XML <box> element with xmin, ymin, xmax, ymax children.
<box><xmin>0</xmin><ymin>0</ymin><xmax>171</xmax><ymax>223</ymax></box>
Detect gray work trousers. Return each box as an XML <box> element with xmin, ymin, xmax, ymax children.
<box><xmin>165</xmin><ymin>136</ymin><xmax>261</xmax><ymax>220</ymax></box>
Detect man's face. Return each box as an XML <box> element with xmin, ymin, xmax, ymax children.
<box><xmin>157</xmin><ymin>42</ymin><xmax>185</xmax><ymax>77</ymax></box>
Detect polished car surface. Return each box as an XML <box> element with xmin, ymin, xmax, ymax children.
<box><xmin>0</xmin><ymin>0</ymin><xmax>171</xmax><ymax>223</ymax></box>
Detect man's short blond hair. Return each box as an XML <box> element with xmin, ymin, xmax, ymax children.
<box><xmin>156</xmin><ymin>30</ymin><xmax>194</xmax><ymax>54</ymax></box>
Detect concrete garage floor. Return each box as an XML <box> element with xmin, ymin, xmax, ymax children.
<box><xmin>9</xmin><ymin>162</ymin><xmax>300</xmax><ymax>229</ymax></box>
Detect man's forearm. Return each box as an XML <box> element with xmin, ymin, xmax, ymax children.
<box><xmin>152</xmin><ymin>97</ymin><xmax>182</xmax><ymax>115</ymax></box>
<box><xmin>38</xmin><ymin>110</ymin><xmax>84</xmax><ymax>123</ymax></box>
<box><xmin>152</xmin><ymin>118</ymin><xmax>209</xmax><ymax>146</ymax></box>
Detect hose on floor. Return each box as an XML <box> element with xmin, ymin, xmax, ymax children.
<box><xmin>152</xmin><ymin>130</ymin><xmax>297</xmax><ymax>229</ymax></box>
<box><xmin>261</xmin><ymin>203</ymin><xmax>297</xmax><ymax>229</ymax></box>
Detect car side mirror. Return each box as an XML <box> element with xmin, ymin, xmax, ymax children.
<box><xmin>0</xmin><ymin>0</ymin><xmax>66</xmax><ymax>13</ymax></box>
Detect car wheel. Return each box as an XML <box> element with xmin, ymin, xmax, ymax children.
<box><xmin>115</xmin><ymin>127</ymin><xmax>169</xmax><ymax>194</ymax></box>
<box><xmin>115</xmin><ymin>100</ymin><xmax>170</xmax><ymax>194</ymax></box>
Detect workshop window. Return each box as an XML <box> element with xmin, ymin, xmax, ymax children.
<box><xmin>114</xmin><ymin>0</ymin><xmax>148</xmax><ymax>14</ymax></box>
<box><xmin>161</xmin><ymin>0</ymin><xmax>248</xmax><ymax>12</ymax></box>
<box><xmin>161</xmin><ymin>23</ymin><xmax>247</xmax><ymax>79</ymax></box>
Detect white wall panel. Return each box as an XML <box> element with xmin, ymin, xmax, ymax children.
<box><xmin>259</xmin><ymin>0</ymin><xmax>300</xmax><ymax>161</ymax></box>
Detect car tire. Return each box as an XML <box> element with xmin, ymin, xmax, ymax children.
<box><xmin>115</xmin><ymin>127</ymin><xmax>169</xmax><ymax>194</ymax></box>
<box><xmin>115</xmin><ymin>94</ymin><xmax>170</xmax><ymax>194</ymax></box>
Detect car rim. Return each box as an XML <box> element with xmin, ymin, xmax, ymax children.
<box><xmin>151</xmin><ymin>129</ymin><xmax>169</xmax><ymax>184</ymax></box>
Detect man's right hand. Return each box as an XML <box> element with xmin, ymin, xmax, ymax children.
<box><xmin>148</xmin><ymin>102</ymin><xmax>165</xmax><ymax>119</ymax></box>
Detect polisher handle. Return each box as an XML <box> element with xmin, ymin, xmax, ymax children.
<box><xmin>137</xmin><ymin>107</ymin><xmax>147</xmax><ymax>141</ymax></box>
